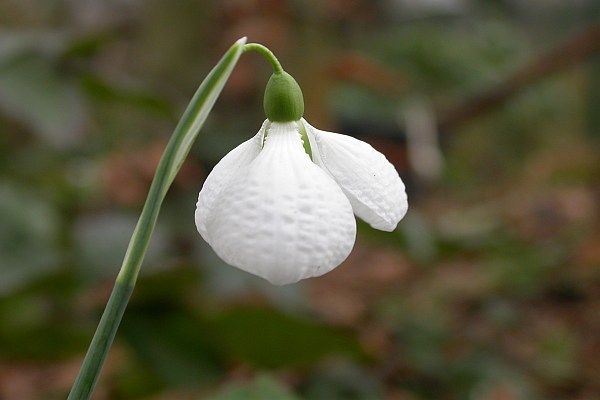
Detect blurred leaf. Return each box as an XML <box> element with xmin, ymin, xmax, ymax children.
<box><xmin>535</xmin><ymin>329</ymin><xmax>577</xmax><ymax>382</ymax></box>
<box><xmin>397</xmin><ymin>317</ymin><xmax>449</xmax><ymax>375</ymax></box>
<box><xmin>59</xmin><ymin>29</ymin><xmax>121</xmax><ymax>60</ymax></box>
<box><xmin>0</xmin><ymin>54</ymin><xmax>87</xmax><ymax>148</ymax></box>
<box><xmin>0</xmin><ymin>285</ymin><xmax>88</xmax><ymax>360</ymax></box>
<box><xmin>115</xmin><ymin>269</ymin><xmax>218</xmax><ymax>395</ymax></box>
<box><xmin>587</xmin><ymin>57</ymin><xmax>600</xmax><ymax>138</ymax></box>
<box><xmin>131</xmin><ymin>266</ymin><xmax>200</xmax><ymax>304</ymax></box>
<box><xmin>0</xmin><ymin>184</ymin><xmax>61</xmax><ymax>295</ymax></box>
<box><xmin>0</xmin><ymin>30</ymin><xmax>66</xmax><ymax>60</ymax></box>
<box><xmin>120</xmin><ymin>313</ymin><xmax>221</xmax><ymax>391</ymax></box>
<box><xmin>370</xmin><ymin>21</ymin><xmax>524</xmax><ymax>94</ymax></box>
<box><xmin>73</xmin><ymin>211</ymin><xmax>170</xmax><ymax>280</ymax></box>
<box><xmin>114</xmin><ymin>353</ymin><xmax>165</xmax><ymax>399</ymax></box>
<box><xmin>304</xmin><ymin>360</ymin><xmax>383</xmax><ymax>400</ymax></box>
<box><xmin>207</xmin><ymin>307</ymin><xmax>363</xmax><ymax>368</ymax></box>
<box><xmin>81</xmin><ymin>74</ymin><xmax>173</xmax><ymax>118</ymax></box>
<box><xmin>0</xmin><ymin>315</ymin><xmax>88</xmax><ymax>360</ymax></box>
<box><xmin>209</xmin><ymin>375</ymin><xmax>300</xmax><ymax>400</ymax></box>
<box><xmin>484</xmin><ymin>238</ymin><xmax>565</xmax><ymax>297</ymax></box>
<box><xmin>330</xmin><ymin>85</ymin><xmax>397</xmax><ymax>125</ymax></box>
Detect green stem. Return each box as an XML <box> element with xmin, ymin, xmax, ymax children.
<box><xmin>67</xmin><ymin>37</ymin><xmax>247</xmax><ymax>400</ymax></box>
<box><xmin>243</xmin><ymin>43</ymin><xmax>284</xmax><ymax>74</ymax></box>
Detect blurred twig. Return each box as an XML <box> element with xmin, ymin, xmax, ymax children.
<box><xmin>328</xmin><ymin>24</ymin><xmax>600</xmax><ymax>133</ymax></box>
<box><xmin>439</xmin><ymin>24</ymin><xmax>600</xmax><ymax>131</ymax></box>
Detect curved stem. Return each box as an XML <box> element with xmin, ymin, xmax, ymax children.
<box><xmin>67</xmin><ymin>37</ymin><xmax>247</xmax><ymax>400</ymax></box>
<box><xmin>243</xmin><ymin>43</ymin><xmax>284</xmax><ymax>74</ymax></box>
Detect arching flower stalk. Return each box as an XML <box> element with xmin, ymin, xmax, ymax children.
<box><xmin>196</xmin><ymin>44</ymin><xmax>408</xmax><ymax>285</ymax></box>
<box><xmin>68</xmin><ymin>38</ymin><xmax>407</xmax><ymax>400</ymax></box>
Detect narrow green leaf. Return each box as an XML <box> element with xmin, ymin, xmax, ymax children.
<box><xmin>67</xmin><ymin>37</ymin><xmax>247</xmax><ymax>400</ymax></box>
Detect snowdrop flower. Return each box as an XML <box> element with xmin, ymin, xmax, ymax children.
<box><xmin>68</xmin><ymin>39</ymin><xmax>408</xmax><ymax>400</ymax></box>
<box><xmin>195</xmin><ymin>58</ymin><xmax>408</xmax><ymax>285</ymax></box>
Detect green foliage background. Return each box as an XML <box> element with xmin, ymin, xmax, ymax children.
<box><xmin>0</xmin><ymin>1</ymin><xmax>598</xmax><ymax>399</ymax></box>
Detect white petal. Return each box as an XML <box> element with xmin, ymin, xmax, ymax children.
<box><xmin>195</xmin><ymin>120</ymin><xmax>268</xmax><ymax>243</ymax></box>
<box><xmin>302</xmin><ymin>119</ymin><xmax>408</xmax><ymax>231</ymax></box>
<box><xmin>205</xmin><ymin>121</ymin><xmax>356</xmax><ymax>285</ymax></box>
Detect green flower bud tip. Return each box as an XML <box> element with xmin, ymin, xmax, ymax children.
<box><xmin>263</xmin><ymin>71</ymin><xmax>304</xmax><ymax>122</ymax></box>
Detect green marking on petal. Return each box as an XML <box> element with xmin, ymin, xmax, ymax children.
<box><xmin>298</xmin><ymin>120</ymin><xmax>313</xmax><ymax>160</ymax></box>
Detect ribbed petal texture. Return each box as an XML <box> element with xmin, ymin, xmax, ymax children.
<box><xmin>195</xmin><ymin>121</ymin><xmax>268</xmax><ymax>243</ymax></box>
<box><xmin>204</xmin><ymin>122</ymin><xmax>356</xmax><ymax>285</ymax></box>
<box><xmin>303</xmin><ymin>119</ymin><xmax>408</xmax><ymax>231</ymax></box>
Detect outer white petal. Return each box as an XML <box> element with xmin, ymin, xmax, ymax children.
<box><xmin>195</xmin><ymin>120</ymin><xmax>268</xmax><ymax>243</ymax></box>
<box><xmin>302</xmin><ymin>119</ymin><xmax>408</xmax><ymax>231</ymax></box>
<box><xmin>205</xmin><ymin>121</ymin><xmax>356</xmax><ymax>285</ymax></box>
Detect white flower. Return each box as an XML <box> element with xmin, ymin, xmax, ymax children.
<box><xmin>195</xmin><ymin>119</ymin><xmax>408</xmax><ymax>285</ymax></box>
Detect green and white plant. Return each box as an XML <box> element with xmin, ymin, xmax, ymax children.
<box><xmin>68</xmin><ymin>37</ymin><xmax>407</xmax><ymax>399</ymax></box>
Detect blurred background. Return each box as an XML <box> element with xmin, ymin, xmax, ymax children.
<box><xmin>0</xmin><ymin>0</ymin><xmax>599</xmax><ymax>399</ymax></box>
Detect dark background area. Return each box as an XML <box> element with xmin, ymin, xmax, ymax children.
<box><xmin>0</xmin><ymin>0</ymin><xmax>598</xmax><ymax>399</ymax></box>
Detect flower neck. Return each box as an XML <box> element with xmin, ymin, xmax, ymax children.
<box><xmin>243</xmin><ymin>43</ymin><xmax>283</xmax><ymax>73</ymax></box>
